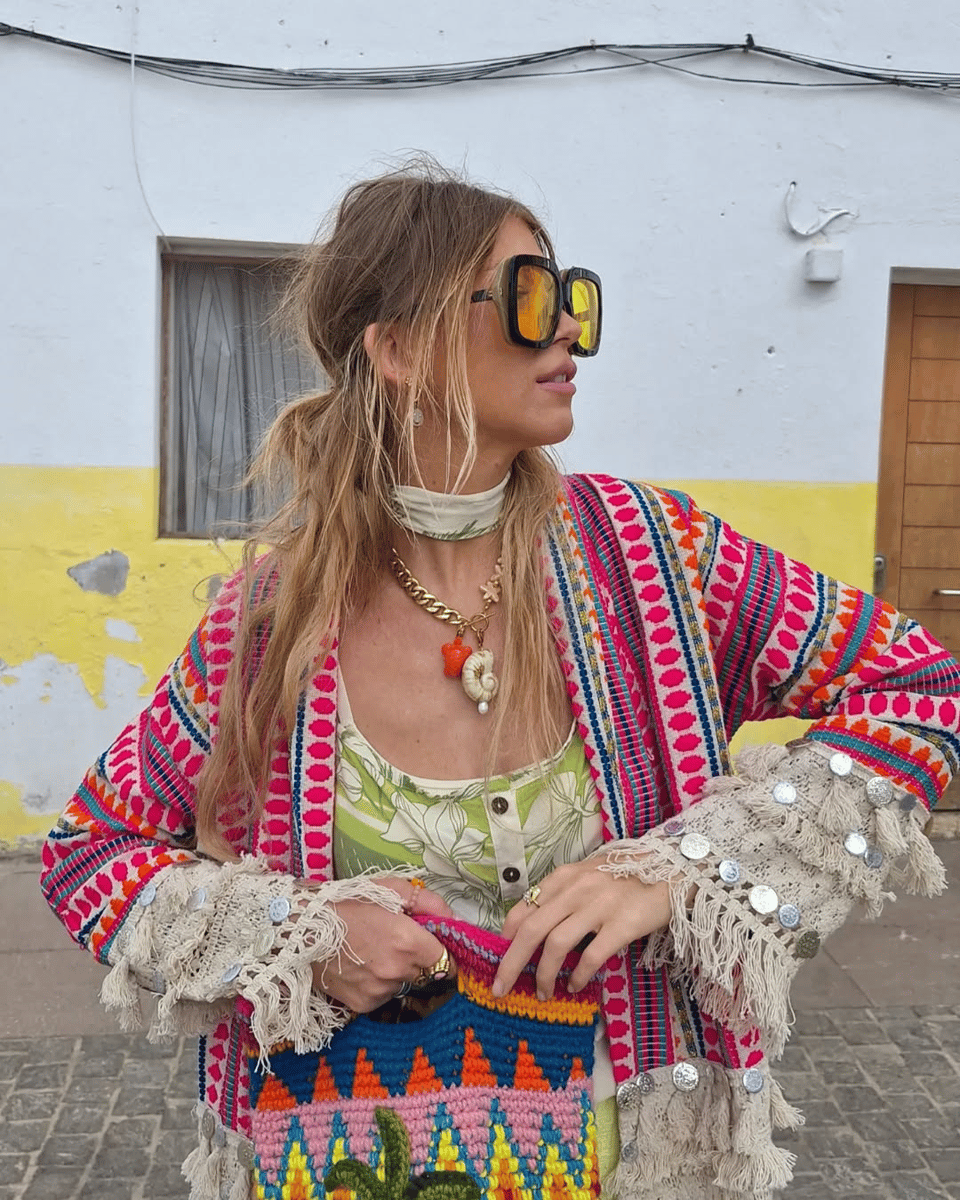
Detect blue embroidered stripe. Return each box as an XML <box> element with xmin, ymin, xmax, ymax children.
<box><xmin>897</xmin><ymin>722</ymin><xmax>960</xmax><ymax>774</ymax></box>
<box><xmin>570</xmin><ymin>481</ymin><xmax>670</xmax><ymax>831</ymax></box>
<box><xmin>547</xmin><ymin>529</ymin><xmax>623</xmax><ymax>839</ymax></box>
<box><xmin>566</xmin><ymin>482</ymin><xmax>659</xmax><ymax>833</ymax></box>
<box><xmin>291</xmin><ymin>694</ymin><xmax>306</xmax><ymax>878</ymax></box>
<box><xmin>167</xmin><ymin>663</ymin><xmax>210</xmax><ymax>752</ymax></box>
<box><xmin>806</xmin><ymin>729</ymin><xmax>939</xmax><ymax>808</ymax></box>
<box><xmin>719</xmin><ymin>544</ymin><xmax>780</xmax><ymax>731</ymax></box>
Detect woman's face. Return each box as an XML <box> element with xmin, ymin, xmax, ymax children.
<box><xmin>460</xmin><ymin>215</ymin><xmax>583</xmax><ymax>473</ymax></box>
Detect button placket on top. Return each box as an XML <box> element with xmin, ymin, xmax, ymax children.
<box><xmin>485</xmin><ymin>784</ymin><xmax>529</xmax><ymax>902</ymax></box>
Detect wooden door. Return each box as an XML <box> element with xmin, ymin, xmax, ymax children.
<box><xmin>876</xmin><ymin>283</ymin><xmax>960</xmax><ymax>808</ymax></box>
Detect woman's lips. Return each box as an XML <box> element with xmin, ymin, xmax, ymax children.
<box><xmin>537</xmin><ymin>376</ymin><xmax>577</xmax><ymax>396</ymax></box>
<box><xmin>536</xmin><ymin>361</ymin><xmax>577</xmax><ymax>395</ymax></box>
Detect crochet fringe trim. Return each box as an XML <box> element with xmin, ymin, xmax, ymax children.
<box><xmin>729</xmin><ymin>742</ymin><xmax>946</xmax><ymax>902</ymax></box>
<box><xmin>606</xmin><ymin>1061</ymin><xmax>802</xmax><ymax>1200</ymax></box>
<box><xmin>181</xmin><ymin>1104</ymin><xmax>252</xmax><ymax>1200</ymax></box>
<box><xmin>602</xmin><ymin>842</ymin><xmax>798</xmax><ymax>1054</ymax></box>
<box><xmin>100</xmin><ymin>859</ymin><xmax>407</xmax><ymax>1066</ymax></box>
<box><xmin>600</xmin><ymin>741</ymin><xmax>946</xmax><ymax>1054</ymax></box>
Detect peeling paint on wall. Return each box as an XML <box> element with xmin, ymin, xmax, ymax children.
<box><xmin>0</xmin><ymin>654</ymin><xmax>149</xmax><ymax>841</ymax></box>
<box><xmin>67</xmin><ymin>550</ymin><xmax>131</xmax><ymax>596</ymax></box>
<box><xmin>104</xmin><ymin>618</ymin><xmax>140</xmax><ymax>643</ymax></box>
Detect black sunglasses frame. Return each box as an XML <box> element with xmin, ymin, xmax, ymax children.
<box><xmin>470</xmin><ymin>254</ymin><xmax>602</xmax><ymax>357</ymax></box>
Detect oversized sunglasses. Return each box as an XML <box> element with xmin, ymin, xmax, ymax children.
<box><xmin>470</xmin><ymin>254</ymin><xmax>602</xmax><ymax>357</ymax></box>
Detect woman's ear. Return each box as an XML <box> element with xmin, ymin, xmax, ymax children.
<box><xmin>363</xmin><ymin>323</ymin><xmax>407</xmax><ymax>387</ymax></box>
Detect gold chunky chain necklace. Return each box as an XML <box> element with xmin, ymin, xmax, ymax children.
<box><xmin>389</xmin><ymin>549</ymin><xmax>502</xmax><ymax>714</ymax></box>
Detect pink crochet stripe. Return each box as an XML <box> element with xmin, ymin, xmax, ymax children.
<box><xmin>252</xmin><ymin>1078</ymin><xmax>594</xmax><ymax>1182</ymax></box>
<box><xmin>415</xmin><ymin>915</ymin><xmax>603</xmax><ymax>1007</ymax></box>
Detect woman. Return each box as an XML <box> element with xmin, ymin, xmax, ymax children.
<box><xmin>41</xmin><ymin>165</ymin><xmax>958</xmax><ymax>1200</ymax></box>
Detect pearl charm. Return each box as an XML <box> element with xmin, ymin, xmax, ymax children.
<box><xmin>478</xmin><ymin>701</ymin><xmax>489</xmax><ymax>715</ymax></box>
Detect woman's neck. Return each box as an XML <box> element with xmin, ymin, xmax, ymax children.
<box><xmin>390</xmin><ymin>524</ymin><xmax>502</xmax><ymax>597</ymax></box>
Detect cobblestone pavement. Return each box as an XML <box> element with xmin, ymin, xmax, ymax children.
<box><xmin>1</xmin><ymin>1006</ymin><xmax>959</xmax><ymax>1199</ymax></box>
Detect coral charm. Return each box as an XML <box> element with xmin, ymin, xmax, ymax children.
<box><xmin>441</xmin><ymin>635</ymin><xmax>473</xmax><ymax>679</ymax></box>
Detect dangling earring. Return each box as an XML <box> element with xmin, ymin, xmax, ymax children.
<box><xmin>405</xmin><ymin>378</ymin><xmax>423</xmax><ymax>428</ymax></box>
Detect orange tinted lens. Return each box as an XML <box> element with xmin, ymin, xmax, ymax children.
<box><xmin>515</xmin><ymin>264</ymin><xmax>558</xmax><ymax>342</ymax></box>
<box><xmin>570</xmin><ymin>278</ymin><xmax>599</xmax><ymax>350</ymax></box>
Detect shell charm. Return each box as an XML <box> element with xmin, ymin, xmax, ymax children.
<box><xmin>461</xmin><ymin>648</ymin><xmax>499</xmax><ymax>714</ymax></box>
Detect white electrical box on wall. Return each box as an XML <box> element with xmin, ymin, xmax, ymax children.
<box><xmin>804</xmin><ymin>247</ymin><xmax>844</xmax><ymax>282</ymax></box>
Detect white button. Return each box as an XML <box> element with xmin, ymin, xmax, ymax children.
<box><xmin>187</xmin><ymin>887</ymin><xmax>207</xmax><ymax>912</ymax></box>
<box><xmin>748</xmin><ymin>885</ymin><xmax>779</xmax><ymax>915</ymax></box>
<box><xmin>772</xmin><ymin>782</ymin><xmax>797</xmax><ymax>805</ymax></box>
<box><xmin>679</xmin><ymin>833</ymin><xmax>710</xmax><ymax>861</ymax></box>
<box><xmin>829</xmin><ymin>752</ymin><xmax>854</xmax><ymax>777</ymax></box>
<box><xmin>221</xmin><ymin>962</ymin><xmax>242</xmax><ymax>984</ymax></box>
<box><xmin>718</xmin><ymin>860</ymin><xmax>741</xmax><ymax>884</ymax></box>
<box><xmin>672</xmin><ymin>1062</ymin><xmax>700</xmax><ymax>1091</ymax></box>
<box><xmin>616</xmin><ymin>1079</ymin><xmax>642</xmax><ymax>1108</ymax></box>
<box><xmin>865</xmin><ymin>776</ymin><xmax>894</xmax><ymax>807</ymax></box>
<box><xmin>743</xmin><ymin>1068</ymin><xmax>765</xmax><ymax>1094</ymax></box>
<box><xmin>268</xmin><ymin>897</ymin><xmax>291</xmax><ymax>924</ymax></box>
<box><xmin>843</xmin><ymin>831</ymin><xmax>868</xmax><ymax>857</ymax></box>
<box><xmin>138</xmin><ymin>882</ymin><xmax>157</xmax><ymax>907</ymax></box>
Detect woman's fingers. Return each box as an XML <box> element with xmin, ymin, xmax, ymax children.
<box><xmin>494</xmin><ymin>863</ymin><xmax>674</xmax><ymax>1000</ymax></box>
<box><xmin>494</xmin><ymin>890</ymin><xmax>575</xmax><ymax>998</ymax></box>
<box><xmin>317</xmin><ymin>894</ymin><xmax>456</xmax><ymax>1012</ymax></box>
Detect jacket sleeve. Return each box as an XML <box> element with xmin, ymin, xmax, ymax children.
<box><xmin>39</xmin><ymin>581</ymin><xmax>404</xmax><ymax>1059</ymax></box>
<box><xmin>600</xmin><ymin>491</ymin><xmax>959</xmax><ymax>1053</ymax></box>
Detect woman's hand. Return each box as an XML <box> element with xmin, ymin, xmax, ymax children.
<box><xmin>494</xmin><ymin>857</ymin><xmax>672</xmax><ymax>1000</ymax></box>
<box><xmin>312</xmin><ymin>877</ymin><xmax>456</xmax><ymax>1013</ymax></box>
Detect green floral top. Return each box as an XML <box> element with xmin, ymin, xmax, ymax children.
<box><xmin>333</xmin><ymin>685</ymin><xmax>602</xmax><ymax>930</ymax></box>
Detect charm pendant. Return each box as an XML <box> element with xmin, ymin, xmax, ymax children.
<box><xmin>461</xmin><ymin>648</ymin><xmax>499</xmax><ymax>715</ymax></box>
<box><xmin>441</xmin><ymin>635</ymin><xmax>472</xmax><ymax>679</ymax></box>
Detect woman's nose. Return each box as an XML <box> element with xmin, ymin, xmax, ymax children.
<box><xmin>555</xmin><ymin>307</ymin><xmax>583</xmax><ymax>345</ymax></box>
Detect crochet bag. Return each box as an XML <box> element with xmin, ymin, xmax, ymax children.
<box><xmin>248</xmin><ymin>915</ymin><xmax>602</xmax><ymax>1198</ymax></box>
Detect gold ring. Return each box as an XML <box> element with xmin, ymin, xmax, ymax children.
<box><xmin>428</xmin><ymin>949</ymin><xmax>451</xmax><ymax>980</ymax></box>
<box><xmin>523</xmin><ymin>885</ymin><xmax>542</xmax><ymax>908</ymax></box>
<box><xmin>414</xmin><ymin>949</ymin><xmax>451</xmax><ymax>988</ymax></box>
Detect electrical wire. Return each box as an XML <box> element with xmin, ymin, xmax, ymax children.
<box><xmin>128</xmin><ymin>4</ymin><xmax>170</xmax><ymax>247</ymax></box>
<box><xmin>3</xmin><ymin>23</ymin><xmax>960</xmax><ymax>94</ymax></box>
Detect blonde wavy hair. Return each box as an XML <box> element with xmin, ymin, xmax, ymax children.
<box><xmin>196</xmin><ymin>162</ymin><xmax>568</xmax><ymax>857</ymax></box>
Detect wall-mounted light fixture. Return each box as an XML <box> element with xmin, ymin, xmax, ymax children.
<box><xmin>785</xmin><ymin>182</ymin><xmax>857</xmax><ymax>284</ymax></box>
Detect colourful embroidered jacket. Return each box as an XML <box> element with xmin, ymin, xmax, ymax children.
<box><xmin>40</xmin><ymin>476</ymin><xmax>960</xmax><ymax>1200</ymax></box>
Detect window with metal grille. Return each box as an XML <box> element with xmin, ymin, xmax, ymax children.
<box><xmin>160</xmin><ymin>245</ymin><xmax>320</xmax><ymax>537</ymax></box>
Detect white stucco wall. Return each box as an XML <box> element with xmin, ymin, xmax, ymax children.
<box><xmin>3</xmin><ymin>0</ymin><xmax>960</xmax><ymax>481</ymax></box>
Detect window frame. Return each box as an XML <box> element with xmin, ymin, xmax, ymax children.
<box><xmin>158</xmin><ymin>237</ymin><xmax>307</xmax><ymax>540</ymax></box>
